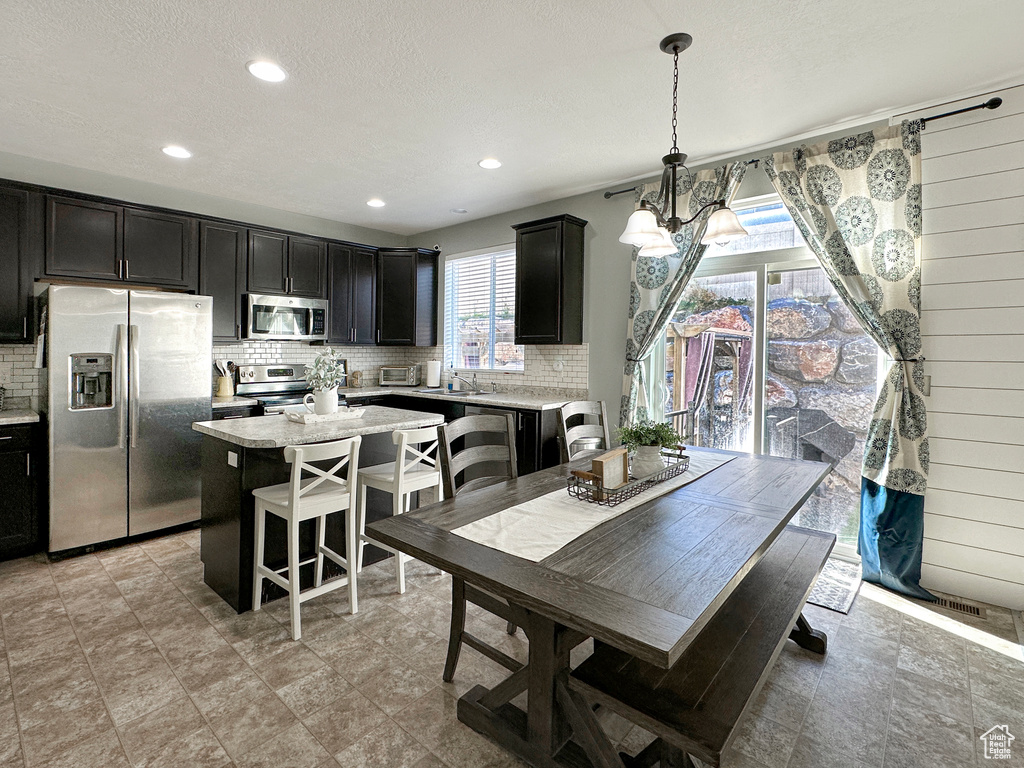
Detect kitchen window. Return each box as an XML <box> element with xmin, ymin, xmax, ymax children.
<box><xmin>444</xmin><ymin>247</ymin><xmax>524</xmax><ymax>371</ymax></box>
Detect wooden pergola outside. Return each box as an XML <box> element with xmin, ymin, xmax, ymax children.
<box><xmin>665</xmin><ymin>323</ymin><xmax>754</xmax><ymax>448</ymax></box>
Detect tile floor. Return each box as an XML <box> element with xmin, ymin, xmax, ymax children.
<box><xmin>0</xmin><ymin>529</ymin><xmax>1022</xmax><ymax>768</ymax></box>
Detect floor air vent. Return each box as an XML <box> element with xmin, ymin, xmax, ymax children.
<box><xmin>935</xmin><ymin>597</ymin><xmax>983</xmax><ymax>617</ymax></box>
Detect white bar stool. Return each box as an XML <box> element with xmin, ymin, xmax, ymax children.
<box><xmin>356</xmin><ymin>426</ymin><xmax>443</xmax><ymax>594</ymax></box>
<box><xmin>252</xmin><ymin>436</ymin><xmax>361</xmax><ymax>640</ymax></box>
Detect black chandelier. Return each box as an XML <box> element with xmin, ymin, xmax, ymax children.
<box><xmin>618</xmin><ymin>33</ymin><xmax>748</xmax><ymax>255</ymax></box>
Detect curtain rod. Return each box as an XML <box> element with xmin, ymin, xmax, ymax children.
<box><xmin>919</xmin><ymin>96</ymin><xmax>1002</xmax><ymax>126</ymax></box>
<box><xmin>603</xmin><ymin>96</ymin><xmax>1004</xmax><ymax>200</ymax></box>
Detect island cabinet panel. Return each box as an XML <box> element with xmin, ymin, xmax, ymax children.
<box><xmin>45</xmin><ymin>196</ymin><xmax>123</xmax><ymax>281</ymax></box>
<box><xmin>0</xmin><ymin>425</ymin><xmax>39</xmax><ymax>560</ymax></box>
<box><xmin>513</xmin><ymin>213</ymin><xmax>587</xmax><ymax>345</ymax></box>
<box><xmin>326</xmin><ymin>243</ymin><xmax>376</xmax><ymax>345</ymax></box>
<box><xmin>199</xmin><ymin>431</ymin><xmax>406</xmax><ymax>612</ymax></box>
<box><xmin>123</xmin><ymin>208</ymin><xmax>196</xmax><ymax>288</ymax></box>
<box><xmin>0</xmin><ymin>187</ymin><xmax>35</xmax><ymax>343</ymax></box>
<box><xmin>247</xmin><ymin>229</ymin><xmax>288</xmax><ymax>294</ymax></box>
<box><xmin>376</xmin><ymin>248</ymin><xmax>437</xmax><ymax>346</ymax></box>
<box><xmin>199</xmin><ymin>221</ymin><xmax>247</xmax><ymax>341</ymax></box>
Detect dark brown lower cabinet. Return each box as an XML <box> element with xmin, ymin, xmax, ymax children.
<box><xmin>211</xmin><ymin>405</ymin><xmax>261</xmax><ymax>420</ymax></box>
<box><xmin>0</xmin><ymin>425</ymin><xmax>40</xmax><ymax>560</ymax></box>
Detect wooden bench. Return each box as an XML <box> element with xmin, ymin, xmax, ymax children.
<box><xmin>567</xmin><ymin>526</ymin><xmax>835</xmax><ymax>768</ymax></box>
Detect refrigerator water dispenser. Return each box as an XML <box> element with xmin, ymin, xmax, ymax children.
<box><xmin>70</xmin><ymin>354</ymin><xmax>113</xmax><ymax>409</ymax></box>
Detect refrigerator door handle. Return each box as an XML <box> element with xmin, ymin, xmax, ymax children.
<box><xmin>116</xmin><ymin>323</ymin><xmax>129</xmax><ymax>449</ymax></box>
<box><xmin>129</xmin><ymin>324</ymin><xmax>140</xmax><ymax>449</ymax></box>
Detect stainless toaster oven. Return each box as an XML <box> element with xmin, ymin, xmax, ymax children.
<box><xmin>379</xmin><ymin>366</ymin><xmax>420</xmax><ymax>386</ymax></box>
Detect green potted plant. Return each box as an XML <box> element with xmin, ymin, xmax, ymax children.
<box><xmin>304</xmin><ymin>348</ymin><xmax>346</xmax><ymax>415</ymax></box>
<box><xmin>617</xmin><ymin>418</ymin><xmax>682</xmax><ymax>477</ymax></box>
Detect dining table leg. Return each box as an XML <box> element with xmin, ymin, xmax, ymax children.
<box><xmin>456</xmin><ymin>601</ymin><xmax>590</xmax><ymax>767</ymax></box>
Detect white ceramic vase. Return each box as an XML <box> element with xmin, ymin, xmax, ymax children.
<box><xmin>304</xmin><ymin>387</ymin><xmax>339</xmax><ymax>415</ymax></box>
<box><xmin>632</xmin><ymin>445</ymin><xmax>666</xmax><ymax>478</ymax></box>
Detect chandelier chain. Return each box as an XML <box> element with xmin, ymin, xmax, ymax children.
<box><xmin>670</xmin><ymin>50</ymin><xmax>679</xmax><ymax>153</ymax></box>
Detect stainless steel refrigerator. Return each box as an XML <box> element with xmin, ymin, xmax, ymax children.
<box><xmin>45</xmin><ymin>285</ymin><xmax>212</xmax><ymax>552</ymax></box>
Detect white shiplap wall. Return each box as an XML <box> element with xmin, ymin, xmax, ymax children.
<box><xmin>908</xmin><ymin>84</ymin><xmax>1024</xmax><ymax>609</ymax></box>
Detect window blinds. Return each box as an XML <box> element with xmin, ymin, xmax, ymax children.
<box><xmin>444</xmin><ymin>249</ymin><xmax>523</xmax><ymax>371</ymax></box>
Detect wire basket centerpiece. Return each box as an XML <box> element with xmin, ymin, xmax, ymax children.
<box><xmin>567</xmin><ymin>447</ymin><xmax>690</xmax><ymax>506</ymax></box>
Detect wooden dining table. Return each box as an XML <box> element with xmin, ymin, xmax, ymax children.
<box><xmin>366</xmin><ymin>448</ymin><xmax>833</xmax><ymax>768</ymax></box>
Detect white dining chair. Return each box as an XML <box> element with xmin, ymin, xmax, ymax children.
<box><xmin>356</xmin><ymin>425</ymin><xmax>443</xmax><ymax>593</ymax></box>
<box><xmin>252</xmin><ymin>436</ymin><xmax>361</xmax><ymax>640</ymax></box>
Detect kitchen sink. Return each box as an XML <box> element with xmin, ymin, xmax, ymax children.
<box><xmin>416</xmin><ymin>388</ymin><xmax>477</xmax><ymax>396</ymax></box>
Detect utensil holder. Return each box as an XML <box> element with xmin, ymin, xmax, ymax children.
<box><xmin>216</xmin><ymin>376</ymin><xmax>234</xmax><ymax>398</ymax></box>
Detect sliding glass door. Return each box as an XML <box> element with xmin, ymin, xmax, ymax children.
<box><xmin>658</xmin><ymin>196</ymin><xmax>880</xmax><ymax>556</ymax></box>
<box><xmin>764</xmin><ymin>268</ymin><xmax>879</xmax><ymax>551</ymax></box>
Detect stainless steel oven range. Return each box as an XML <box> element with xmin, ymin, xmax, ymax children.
<box><xmin>236</xmin><ymin>363</ymin><xmax>347</xmax><ymax>414</ymax></box>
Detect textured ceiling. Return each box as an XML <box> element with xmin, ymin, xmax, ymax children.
<box><xmin>1</xmin><ymin>0</ymin><xmax>1022</xmax><ymax>235</ymax></box>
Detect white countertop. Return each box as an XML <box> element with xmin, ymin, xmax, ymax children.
<box><xmin>0</xmin><ymin>409</ymin><xmax>40</xmax><ymax>426</ymax></box>
<box><xmin>192</xmin><ymin>405</ymin><xmax>444</xmax><ymax>449</ymax></box>
<box><xmin>341</xmin><ymin>386</ymin><xmax>573</xmax><ymax>411</ymax></box>
<box><xmin>211</xmin><ymin>396</ymin><xmax>260</xmax><ymax>409</ymax></box>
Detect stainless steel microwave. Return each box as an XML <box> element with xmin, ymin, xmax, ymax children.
<box><xmin>245</xmin><ymin>294</ymin><xmax>328</xmax><ymax>342</ymax></box>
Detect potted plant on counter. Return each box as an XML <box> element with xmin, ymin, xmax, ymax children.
<box><xmin>304</xmin><ymin>348</ymin><xmax>346</xmax><ymax>415</ymax></box>
<box><xmin>617</xmin><ymin>418</ymin><xmax>683</xmax><ymax>477</ymax></box>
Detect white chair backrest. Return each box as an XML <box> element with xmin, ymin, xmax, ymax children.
<box><xmin>392</xmin><ymin>426</ymin><xmax>441</xmax><ymax>483</ymax></box>
<box><xmin>283</xmin><ymin>436</ymin><xmax>361</xmax><ymax>506</ymax></box>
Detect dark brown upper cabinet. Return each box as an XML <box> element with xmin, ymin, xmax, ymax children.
<box><xmin>376</xmin><ymin>248</ymin><xmax>438</xmax><ymax>346</ymax></box>
<box><xmin>46</xmin><ymin>196</ymin><xmax>123</xmax><ymax>281</ymax></box>
<box><xmin>287</xmin><ymin>236</ymin><xmax>327</xmax><ymax>298</ymax></box>
<box><xmin>199</xmin><ymin>221</ymin><xmax>247</xmax><ymax>341</ymax></box>
<box><xmin>45</xmin><ymin>196</ymin><xmax>196</xmax><ymax>289</ymax></box>
<box><xmin>247</xmin><ymin>229</ymin><xmax>326</xmax><ymax>298</ymax></box>
<box><xmin>0</xmin><ymin>187</ymin><xmax>36</xmax><ymax>343</ymax></box>
<box><xmin>512</xmin><ymin>214</ymin><xmax>587</xmax><ymax>345</ymax></box>
<box><xmin>327</xmin><ymin>243</ymin><xmax>377</xmax><ymax>345</ymax></box>
<box><xmin>124</xmin><ymin>208</ymin><xmax>195</xmax><ymax>288</ymax></box>
<box><xmin>247</xmin><ymin>230</ymin><xmax>288</xmax><ymax>294</ymax></box>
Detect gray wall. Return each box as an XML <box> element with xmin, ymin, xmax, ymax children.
<box><xmin>416</xmin><ymin>187</ymin><xmax>644</xmax><ymax>426</ymax></box>
<box><xmin>0</xmin><ymin>150</ymin><xmax>407</xmax><ymax>247</ymax></box>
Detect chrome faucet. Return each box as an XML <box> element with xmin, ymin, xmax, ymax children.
<box><xmin>450</xmin><ymin>373</ymin><xmax>477</xmax><ymax>392</ymax></box>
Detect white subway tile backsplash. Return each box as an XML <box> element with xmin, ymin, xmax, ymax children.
<box><xmin>0</xmin><ymin>344</ymin><xmax>41</xmax><ymax>410</ymax></box>
<box><xmin>0</xmin><ymin>338</ymin><xmax>590</xmax><ymax>413</ymax></box>
<box><xmin>212</xmin><ymin>341</ymin><xmax>589</xmax><ymax>396</ymax></box>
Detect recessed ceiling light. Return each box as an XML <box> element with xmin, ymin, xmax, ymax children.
<box><xmin>161</xmin><ymin>145</ymin><xmax>192</xmax><ymax>159</ymax></box>
<box><xmin>478</xmin><ymin>158</ymin><xmax>502</xmax><ymax>170</ymax></box>
<box><xmin>246</xmin><ymin>60</ymin><xmax>287</xmax><ymax>82</ymax></box>
<box><xmin>451</xmin><ymin>208</ymin><xmax>468</xmax><ymax>214</ymax></box>
<box><xmin>366</xmin><ymin>198</ymin><xmax>386</xmax><ymax>208</ymax></box>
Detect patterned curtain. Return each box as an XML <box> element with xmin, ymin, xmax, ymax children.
<box><xmin>620</xmin><ymin>163</ymin><xmax>746</xmax><ymax>427</ymax></box>
<box><xmin>762</xmin><ymin>121</ymin><xmax>934</xmax><ymax>600</ymax></box>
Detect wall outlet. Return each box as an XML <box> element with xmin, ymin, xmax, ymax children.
<box><xmin>0</xmin><ymin>364</ymin><xmax>12</xmax><ymax>386</ymax></box>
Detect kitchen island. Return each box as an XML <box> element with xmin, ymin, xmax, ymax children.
<box><xmin>192</xmin><ymin>405</ymin><xmax>444</xmax><ymax>612</ymax></box>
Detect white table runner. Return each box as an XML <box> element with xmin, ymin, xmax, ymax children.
<box><xmin>452</xmin><ymin>451</ymin><xmax>736</xmax><ymax>562</ymax></box>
